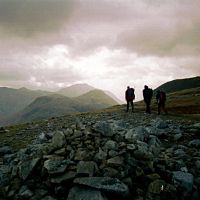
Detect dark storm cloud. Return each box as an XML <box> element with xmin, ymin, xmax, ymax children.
<box><xmin>0</xmin><ymin>0</ymin><xmax>74</xmax><ymax>37</ymax></box>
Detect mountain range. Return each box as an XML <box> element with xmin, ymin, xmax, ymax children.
<box><xmin>0</xmin><ymin>76</ymin><xmax>199</xmax><ymax>126</ymax></box>
<box><xmin>0</xmin><ymin>85</ymin><xmax>119</xmax><ymax>126</ymax></box>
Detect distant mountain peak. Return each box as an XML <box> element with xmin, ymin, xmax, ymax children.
<box><xmin>18</xmin><ymin>87</ymin><xmax>29</xmax><ymax>91</ymax></box>
<box><xmin>57</xmin><ymin>83</ymin><xmax>95</xmax><ymax>98</ymax></box>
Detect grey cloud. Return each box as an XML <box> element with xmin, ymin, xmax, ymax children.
<box><xmin>0</xmin><ymin>64</ymin><xmax>31</xmax><ymax>81</ymax></box>
<box><xmin>1</xmin><ymin>0</ymin><xmax>200</xmax><ymax>59</ymax></box>
<box><xmin>114</xmin><ymin>1</ymin><xmax>200</xmax><ymax>56</ymax></box>
<box><xmin>0</xmin><ymin>0</ymin><xmax>74</xmax><ymax>37</ymax></box>
<box><xmin>65</xmin><ymin>0</ymin><xmax>200</xmax><ymax>57</ymax></box>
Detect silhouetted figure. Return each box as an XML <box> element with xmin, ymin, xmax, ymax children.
<box><xmin>156</xmin><ymin>90</ymin><xmax>168</xmax><ymax>115</ymax></box>
<box><xmin>125</xmin><ymin>86</ymin><xmax>135</xmax><ymax>112</ymax></box>
<box><xmin>143</xmin><ymin>85</ymin><xmax>153</xmax><ymax>114</ymax></box>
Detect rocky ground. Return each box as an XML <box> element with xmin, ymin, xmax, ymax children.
<box><xmin>0</xmin><ymin>105</ymin><xmax>200</xmax><ymax>200</ymax></box>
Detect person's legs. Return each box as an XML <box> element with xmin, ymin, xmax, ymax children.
<box><xmin>146</xmin><ymin>101</ymin><xmax>151</xmax><ymax>114</ymax></box>
<box><xmin>131</xmin><ymin>101</ymin><xmax>134</xmax><ymax>112</ymax></box>
<box><xmin>145</xmin><ymin>103</ymin><xmax>148</xmax><ymax>113</ymax></box>
<box><xmin>126</xmin><ymin>101</ymin><xmax>129</xmax><ymax>112</ymax></box>
<box><xmin>162</xmin><ymin>102</ymin><xmax>168</xmax><ymax>114</ymax></box>
<box><xmin>158</xmin><ymin>103</ymin><xmax>161</xmax><ymax>115</ymax></box>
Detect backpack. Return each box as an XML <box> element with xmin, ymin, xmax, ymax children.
<box><xmin>160</xmin><ymin>91</ymin><xmax>166</xmax><ymax>101</ymax></box>
<box><xmin>148</xmin><ymin>88</ymin><xmax>153</xmax><ymax>99</ymax></box>
<box><xmin>126</xmin><ymin>88</ymin><xmax>135</xmax><ymax>100</ymax></box>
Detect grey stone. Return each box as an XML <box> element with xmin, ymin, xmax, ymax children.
<box><xmin>148</xmin><ymin>179</ymin><xmax>166</xmax><ymax>194</ymax></box>
<box><xmin>18</xmin><ymin>185</ymin><xmax>33</xmax><ymax>199</ymax></box>
<box><xmin>71</xmin><ymin>130</ymin><xmax>82</xmax><ymax>139</ymax></box>
<box><xmin>108</xmin><ymin>150</ymin><xmax>118</xmax><ymax>157</ymax></box>
<box><xmin>29</xmin><ymin>189</ymin><xmax>48</xmax><ymax>200</ymax></box>
<box><xmin>45</xmin><ymin>131</ymin><xmax>55</xmax><ymax>139</ymax></box>
<box><xmin>148</xmin><ymin>136</ymin><xmax>161</xmax><ymax>155</ymax></box>
<box><xmin>127</xmin><ymin>144</ymin><xmax>136</xmax><ymax>151</ymax></box>
<box><xmin>173</xmin><ymin>133</ymin><xmax>183</xmax><ymax>141</ymax></box>
<box><xmin>137</xmin><ymin>141</ymin><xmax>149</xmax><ymax>152</ymax></box>
<box><xmin>195</xmin><ymin>160</ymin><xmax>200</xmax><ymax>169</ymax></box>
<box><xmin>74</xmin><ymin>149</ymin><xmax>93</xmax><ymax>161</ymax></box>
<box><xmin>0</xmin><ymin>146</ymin><xmax>14</xmax><ymax>156</ymax></box>
<box><xmin>93</xmin><ymin>121</ymin><xmax>114</xmax><ymax>137</ymax></box>
<box><xmin>52</xmin><ymin>131</ymin><xmax>66</xmax><ymax>148</ymax></box>
<box><xmin>102</xmin><ymin>167</ymin><xmax>119</xmax><ymax>177</ymax></box>
<box><xmin>18</xmin><ymin>158</ymin><xmax>40</xmax><ymax>180</ymax></box>
<box><xmin>34</xmin><ymin>132</ymin><xmax>48</xmax><ymax>144</ymax></box>
<box><xmin>173</xmin><ymin>171</ymin><xmax>194</xmax><ymax>197</ymax></box>
<box><xmin>174</xmin><ymin>149</ymin><xmax>186</xmax><ymax>157</ymax></box>
<box><xmin>0</xmin><ymin>165</ymin><xmax>10</xmax><ymax>187</ymax></box>
<box><xmin>50</xmin><ymin>171</ymin><xmax>76</xmax><ymax>184</ymax></box>
<box><xmin>77</xmin><ymin>161</ymin><xmax>98</xmax><ymax>177</ymax></box>
<box><xmin>193</xmin><ymin>122</ymin><xmax>200</xmax><ymax>129</ymax></box>
<box><xmin>134</xmin><ymin>149</ymin><xmax>153</xmax><ymax>161</ymax></box>
<box><xmin>104</xmin><ymin>140</ymin><xmax>118</xmax><ymax>151</ymax></box>
<box><xmin>106</xmin><ymin>156</ymin><xmax>124</xmax><ymax>167</ymax></box>
<box><xmin>95</xmin><ymin>148</ymin><xmax>107</xmax><ymax>161</ymax></box>
<box><xmin>189</xmin><ymin>139</ymin><xmax>200</xmax><ymax>148</ymax></box>
<box><xmin>3</xmin><ymin>153</ymin><xmax>16</xmax><ymax>165</ymax></box>
<box><xmin>112</xmin><ymin>120</ymin><xmax>127</xmax><ymax>131</ymax></box>
<box><xmin>43</xmin><ymin>159</ymin><xmax>70</xmax><ymax>174</ymax></box>
<box><xmin>74</xmin><ymin>177</ymin><xmax>129</xmax><ymax>196</ymax></box>
<box><xmin>41</xmin><ymin>196</ymin><xmax>57</xmax><ymax>200</ymax></box>
<box><xmin>63</xmin><ymin>128</ymin><xmax>73</xmax><ymax>137</ymax></box>
<box><xmin>54</xmin><ymin>148</ymin><xmax>66</xmax><ymax>156</ymax></box>
<box><xmin>125</xmin><ymin>126</ymin><xmax>148</xmax><ymax>142</ymax></box>
<box><xmin>67</xmin><ymin>186</ymin><xmax>107</xmax><ymax>200</ymax></box>
<box><xmin>154</xmin><ymin>118</ymin><xmax>169</xmax><ymax>129</ymax></box>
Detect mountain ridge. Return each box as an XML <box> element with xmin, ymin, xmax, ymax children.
<box><xmin>154</xmin><ymin>76</ymin><xmax>200</xmax><ymax>93</ymax></box>
<box><xmin>0</xmin><ymin>90</ymin><xmax>119</xmax><ymax>126</ymax></box>
<box><xmin>0</xmin><ymin>77</ymin><xmax>199</xmax><ymax>126</ymax></box>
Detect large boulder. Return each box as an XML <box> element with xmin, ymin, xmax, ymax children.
<box><xmin>172</xmin><ymin>171</ymin><xmax>194</xmax><ymax>198</ymax></box>
<box><xmin>74</xmin><ymin>177</ymin><xmax>129</xmax><ymax>197</ymax></box>
<box><xmin>43</xmin><ymin>159</ymin><xmax>71</xmax><ymax>175</ymax></box>
<box><xmin>52</xmin><ymin>131</ymin><xmax>66</xmax><ymax>149</ymax></box>
<box><xmin>93</xmin><ymin>121</ymin><xmax>114</xmax><ymax>137</ymax></box>
<box><xmin>67</xmin><ymin>186</ymin><xmax>108</xmax><ymax>200</ymax></box>
<box><xmin>125</xmin><ymin>126</ymin><xmax>148</xmax><ymax>142</ymax></box>
<box><xmin>18</xmin><ymin>158</ymin><xmax>40</xmax><ymax>180</ymax></box>
<box><xmin>77</xmin><ymin>161</ymin><xmax>98</xmax><ymax>177</ymax></box>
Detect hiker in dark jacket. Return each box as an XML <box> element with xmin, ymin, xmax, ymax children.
<box><xmin>125</xmin><ymin>86</ymin><xmax>135</xmax><ymax>112</ymax></box>
<box><xmin>156</xmin><ymin>90</ymin><xmax>168</xmax><ymax>115</ymax></box>
<box><xmin>143</xmin><ymin>85</ymin><xmax>153</xmax><ymax>114</ymax></box>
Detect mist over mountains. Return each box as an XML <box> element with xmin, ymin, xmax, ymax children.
<box><xmin>0</xmin><ymin>76</ymin><xmax>199</xmax><ymax>126</ymax></box>
<box><xmin>57</xmin><ymin>83</ymin><xmax>95</xmax><ymax>97</ymax></box>
<box><xmin>0</xmin><ymin>84</ymin><xmax>119</xmax><ymax>126</ymax></box>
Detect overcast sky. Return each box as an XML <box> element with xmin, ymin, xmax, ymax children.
<box><xmin>0</xmin><ymin>0</ymin><xmax>199</xmax><ymax>101</ymax></box>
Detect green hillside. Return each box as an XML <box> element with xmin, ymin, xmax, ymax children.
<box><xmin>1</xmin><ymin>90</ymin><xmax>119</xmax><ymax>126</ymax></box>
<box><xmin>75</xmin><ymin>89</ymin><xmax>119</xmax><ymax>110</ymax></box>
<box><xmin>155</xmin><ymin>76</ymin><xmax>200</xmax><ymax>93</ymax></box>
<box><xmin>0</xmin><ymin>87</ymin><xmax>52</xmax><ymax>117</ymax></box>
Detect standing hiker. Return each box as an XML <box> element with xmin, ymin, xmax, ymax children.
<box><xmin>143</xmin><ymin>85</ymin><xmax>153</xmax><ymax>114</ymax></box>
<box><xmin>156</xmin><ymin>90</ymin><xmax>168</xmax><ymax>115</ymax></box>
<box><xmin>125</xmin><ymin>86</ymin><xmax>135</xmax><ymax>112</ymax></box>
